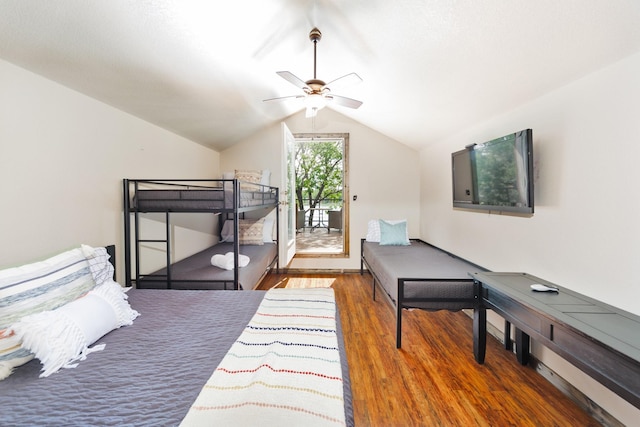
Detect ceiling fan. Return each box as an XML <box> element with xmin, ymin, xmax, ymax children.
<box><xmin>264</xmin><ymin>27</ymin><xmax>363</xmax><ymax>118</ymax></box>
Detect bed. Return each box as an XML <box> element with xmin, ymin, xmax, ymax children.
<box><xmin>0</xmin><ymin>246</ymin><xmax>353</xmax><ymax>426</ymax></box>
<box><xmin>124</xmin><ymin>177</ymin><xmax>279</xmax><ymax>290</ymax></box>
<box><xmin>137</xmin><ymin>242</ymin><xmax>277</xmax><ymax>290</ymax></box>
<box><xmin>359</xmin><ymin>220</ymin><xmax>486</xmax><ymax>348</ymax></box>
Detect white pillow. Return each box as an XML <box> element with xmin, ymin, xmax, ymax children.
<box><xmin>222</xmin><ymin>172</ymin><xmax>235</xmax><ymax>191</ymax></box>
<box><xmin>260</xmin><ymin>169</ymin><xmax>271</xmax><ymax>187</ymax></box>
<box><xmin>262</xmin><ymin>217</ymin><xmax>275</xmax><ymax>242</ymax></box>
<box><xmin>10</xmin><ymin>280</ymin><xmax>139</xmax><ymax>378</ymax></box>
<box><xmin>81</xmin><ymin>245</ymin><xmax>114</xmax><ymax>285</ymax></box>
<box><xmin>220</xmin><ymin>219</ymin><xmax>234</xmax><ymax>242</ymax></box>
<box><xmin>366</xmin><ymin>219</ymin><xmax>409</xmax><ymax>242</ymax></box>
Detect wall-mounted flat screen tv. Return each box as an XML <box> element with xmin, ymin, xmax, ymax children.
<box><xmin>452</xmin><ymin>129</ymin><xmax>534</xmax><ymax>214</ymax></box>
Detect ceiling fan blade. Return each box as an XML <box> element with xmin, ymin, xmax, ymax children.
<box><xmin>325</xmin><ymin>72</ymin><xmax>362</xmax><ymax>90</ymax></box>
<box><xmin>327</xmin><ymin>94</ymin><xmax>363</xmax><ymax>109</ymax></box>
<box><xmin>263</xmin><ymin>94</ymin><xmax>305</xmax><ymax>103</ymax></box>
<box><xmin>276</xmin><ymin>71</ymin><xmax>310</xmax><ymax>90</ymax></box>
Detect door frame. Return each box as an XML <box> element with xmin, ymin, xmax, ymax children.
<box><xmin>292</xmin><ymin>132</ymin><xmax>349</xmax><ymax>258</ymax></box>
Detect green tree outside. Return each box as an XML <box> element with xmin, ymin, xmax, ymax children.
<box><xmin>295</xmin><ymin>139</ymin><xmax>343</xmax><ymax>227</ymax></box>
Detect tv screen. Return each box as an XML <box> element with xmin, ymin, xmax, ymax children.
<box><xmin>452</xmin><ymin>129</ymin><xmax>534</xmax><ymax>214</ymax></box>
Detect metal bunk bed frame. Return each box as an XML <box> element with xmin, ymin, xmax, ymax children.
<box><xmin>123</xmin><ymin>179</ymin><xmax>279</xmax><ymax>290</ymax></box>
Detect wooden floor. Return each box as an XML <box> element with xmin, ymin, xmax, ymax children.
<box><xmin>258</xmin><ymin>272</ymin><xmax>600</xmax><ymax>427</ymax></box>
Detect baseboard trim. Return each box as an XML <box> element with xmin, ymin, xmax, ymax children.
<box><xmin>276</xmin><ymin>268</ymin><xmax>362</xmax><ymax>274</ymax></box>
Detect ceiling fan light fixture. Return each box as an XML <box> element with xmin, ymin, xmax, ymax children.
<box><xmin>305</xmin><ymin>94</ymin><xmax>327</xmax><ymax>118</ymax></box>
<box><xmin>305</xmin><ymin>93</ymin><xmax>327</xmax><ymax>110</ymax></box>
<box><xmin>264</xmin><ymin>27</ymin><xmax>362</xmax><ymax>117</ymax></box>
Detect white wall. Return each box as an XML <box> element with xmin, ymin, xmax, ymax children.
<box><xmin>419</xmin><ymin>51</ymin><xmax>640</xmax><ymax>424</ymax></box>
<box><xmin>0</xmin><ymin>59</ymin><xmax>220</xmax><ymax>281</ymax></box>
<box><xmin>221</xmin><ymin>108</ymin><xmax>421</xmax><ymax>270</ymax></box>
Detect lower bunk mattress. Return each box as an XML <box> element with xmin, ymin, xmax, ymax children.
<box><xmin>0</xmin><ymin>288</ymin><xmax>354</xmax><ymax>426</ymax></box>
<box><xmin>137</xmin><ymin>242</ymin><xmax>277</xmax><ymax>290</ymax></box>
<box><xmin>362</xmin><ymin>239</ymin><xmax>480</xmax><ymax>310</ymax></box>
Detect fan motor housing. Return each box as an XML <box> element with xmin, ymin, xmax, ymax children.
<box><xmin>305</xmin><ymin>79</ymin><xmax>327</xmax><ymax>93</ymax></box>
<box><xmin>309</xmin><ymin>27</ymin><xmax>322</xmax><ymax>42</ymax></box>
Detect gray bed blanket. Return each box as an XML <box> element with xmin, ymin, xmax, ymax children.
<box><xmin>0</xmin><ymin>289</ymin><xmax>354</xmax><ymax>426</ymax></box>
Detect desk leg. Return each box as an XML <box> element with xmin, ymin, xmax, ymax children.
<box><xmin>396</xmin><ymin>280</ymin><xmax>403</xmax><ymax>349</ymax></box>
<box><xmin>473</xmin><ymin>307</ymin><xmax>486</xmax><ymax>364</ymax></box>
<box><xmin>515</xmin><ymin>327</ymin><xmax>530</xmax><ymax>365</ymax></box>
<box><xmin>504</xmin><ymin>320</ymin><xmax>512</xmax><ymax>350</ymax></box>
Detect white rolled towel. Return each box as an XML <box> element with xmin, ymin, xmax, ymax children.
<box><xmin>211</xmin><ymin>254</ymin><xmax>233</xmax><ymax>270</ymax></box>
<box><xmin>210</xmin><ymin>252</ymin><xmax>250</xmax><ymax>270</ymax></box>
<box><xmin>225</xmin><ymin>252</ymin><xmax>250</xmax><ymax>267</ymax></box>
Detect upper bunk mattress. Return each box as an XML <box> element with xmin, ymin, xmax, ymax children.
<box><xmin>134</xmin><ymin>187</ymin><xmax>277</xmax><ymax>211</ymax></box>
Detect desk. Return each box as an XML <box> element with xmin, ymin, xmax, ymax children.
<box><xmin>471</xmin><ymin>272</ymin><xmax>640</xmax><ymax>409</ymax></box>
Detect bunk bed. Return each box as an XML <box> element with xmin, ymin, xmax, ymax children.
<box><xmin>123</xmin><ymin>178</ymin><xmax>279</xmax><ymax>290</ymax></box>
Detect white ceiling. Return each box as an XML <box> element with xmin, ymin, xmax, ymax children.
<box><xmin>1</xmin><ymin>0</ymin><xmax>640</xmax><ymax>151</ymax></box>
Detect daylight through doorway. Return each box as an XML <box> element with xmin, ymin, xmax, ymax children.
<box><xmin>293</xmin><ymin>133</ymin><xmax>348</xmax><ymax>257</ymax></box>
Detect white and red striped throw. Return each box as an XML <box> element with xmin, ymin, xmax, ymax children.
<box><xmin>180</xmin><ymin>287</ymin><xmax>345</xmax><ymax>426</ymax></box>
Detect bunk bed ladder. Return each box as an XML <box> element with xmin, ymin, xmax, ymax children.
<box><xmin>232</xmin><ymin>179</ymin><xmax>240</xmax><ymax>290</ymax></box>
<box><xmin>135</xmin><ymin>211</ymin><xmax>172</xmax><ymax>288</ymax></box>
<box><xmin>123</xmin><ymin>179</ymin><xmax>172</xmax><ymax>289</ymax></box>
<box><xmin>123</xmin><ymin>179</ymin><xmax>131</xmax><ymax>287</ymax></box>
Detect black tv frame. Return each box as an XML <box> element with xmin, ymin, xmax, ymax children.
<box><xmin>452</xmin><ymin>129</ymin><xmax>534</xmax><ymax>215</ymax></box>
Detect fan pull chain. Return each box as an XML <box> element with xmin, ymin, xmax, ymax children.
<box><xmin>312</xmin><ymin>113</ymin><xmax>316</xmax><ymax>133</ymax></box>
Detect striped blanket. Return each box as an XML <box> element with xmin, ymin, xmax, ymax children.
<box><xmin>180</xmin><ymin>287</ymin><xmax>345</xmax><ymax>426</ymax></box>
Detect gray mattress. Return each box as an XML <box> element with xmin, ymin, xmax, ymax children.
<box><xmin>138</xmin><ymin>242</ymin><xmax>277</xmax><ymax>290</ymax></box>
<box><xmin>134</xmin><ymin>188</ymin><xmax>277</xmax><ymax>211</ymax></box>
<box><xmin>362</xmin><ymin>240</ymin><xmax>481</xmax><ymax>310</ymax></box>
<box><xmin>0</xmin><ymin>289</ymin><xmax>354</xmax><ymax>427</ymax></box>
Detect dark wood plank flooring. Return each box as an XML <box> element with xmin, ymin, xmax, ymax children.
<box><xmin>258</xmin><ymin>272</ymin><xmax>600</xmax><ymax>426</ymax></box>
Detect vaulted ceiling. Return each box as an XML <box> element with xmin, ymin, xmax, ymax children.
<box><xmin>1</xmin><ymin>1</ymin><xmax>640</xmax><ymax>151</ymax></box>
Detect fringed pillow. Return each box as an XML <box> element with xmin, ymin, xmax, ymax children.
<box><xmin>9</xmin><ymin>280</ymin><xmax>139</xmax><ymax>378</ymax></box>
<box><xmin>238</xmin><ymin>218</ymin><xmax>265</xmax><ymax>245</ymax></box>
<box><xmin>235</xmin><ymin>169</ymin><xmax>263</xmax><ymax>191</ymax></box>
<box><xmin>220</xmin><ymin>219</ymin><xmax>266</xmax><ymax>245</ymax></box>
